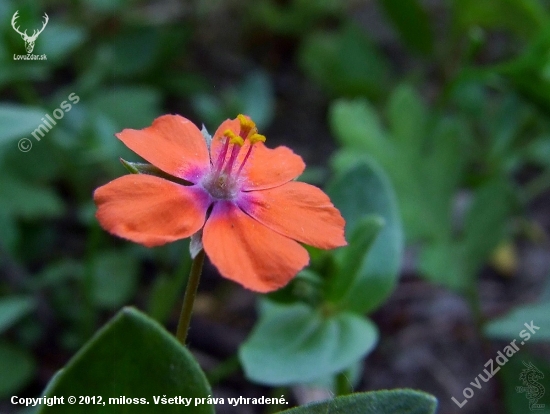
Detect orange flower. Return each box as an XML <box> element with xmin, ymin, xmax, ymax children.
<box><xmin>94</xmin><ymin>115</ymin><xmax>346</xmax><ymax>292</ymax></box>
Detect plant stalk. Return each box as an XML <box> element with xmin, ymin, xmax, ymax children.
<box><xmin>176</xmin><ymin>249</ymin><xmax>205</xmax><ymax>345</ymax></box>
<box><xmin>335</xmin><ymin>370</ymin><xmax>353</xmax><ymax>396</ymax></box>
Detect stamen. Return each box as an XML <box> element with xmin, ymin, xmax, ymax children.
<box><xmin>223</xmin><ymin>145</ymin><xmax>241</xmax><ymax>174</ymax></box>
<box><xmin>237</xmin><ymin>114</ymin><xmax>257</xmax><ymax>139</ymax></box>
<box><xmin>249</xmin><ymin>133</ymin><xmax>266</xmax><ymax>144</ymax></box>
<box><xmin>237</xmin><ymin>146</ymin><xmax>253</xmax><ymax>176</ymax></box>
<box><xmin>213</xmin><ymin>117</ymin><xmax>266</xmax><ymax>181</ymax></box>
<box><xmin>214</xmin><ymin>130</ymin><xmax>233</xmax><ymax>172</ymax></box>
<box><xmin>236</xmin><ymin>135</ymin><xmax>266</xmax><ymax>176</ymax></box>
<box><xmin>224</xmin><ymin>129</ymin><xmax>244</xmax><ymax>146</ymax></box>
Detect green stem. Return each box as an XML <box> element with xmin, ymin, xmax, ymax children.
<box><xmin>176</xmin><ymin>249</ymin><xmax>205</xmax><ymax>345</ymax></box>
<box><xmin>335</xmin><ymin>370</ymin><xmax>353</xmax><ymax>396</ymax></box>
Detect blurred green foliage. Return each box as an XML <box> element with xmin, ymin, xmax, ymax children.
<box><xmin>241</xmin><ymin>159</ymin><xmax>402</xmax><ymax>385</ymax></box>
<box><xmin>1</xmin><ymin>0</ymin><xmax>549</xmax><ymax>411</ymax></box>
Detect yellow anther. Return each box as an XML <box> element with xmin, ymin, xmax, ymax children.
<box><xmin>249</xmin><ymin>133</ymin><xmax>266</xmax><ymax>144</ymax></box>
<box><xmin>223</xmin><ymin>129</ymin><xmax>244</xmax><ymax>146</ymax></box>
<box><xmin>237</xmin><ymin>114</ymin><xmax>257</xmax><ymax>138</ymax></box>
<box><xmin>223</xmin><ymin>129</ymin><xmax>236</xmax><ymax>139</ymax></box>
<box><xmin>230</xmin><ymin>136</ymin><xmax>244</xmax><ymax>146</ymax></box>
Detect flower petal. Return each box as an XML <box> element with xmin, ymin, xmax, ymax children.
<box><xmin>239</xmin><ymin>181</ymin><xmax>346</xmax><ymax>249</ymax></box>
<box><xmin>94</xmin><ymin>174</ymin><xmax>210</xmax><ymax>247</ymax></box>
<box><xmin>240</xmin><ymin>143</ymin><xmax>305</xmax><ymax>190</ymax></box>
<box><xmin>203</xmin><ymin>201</ymin><xmax>309</xmax><ymax>292</ymax></box>
<box><xmin>116</xmin><ymin>115</ymin><xmax>210</xmax><ymax>183</ymax></box>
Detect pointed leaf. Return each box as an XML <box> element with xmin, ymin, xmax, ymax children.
<box><xmin>0</xmin><ymin>296</ymin><xmax>35</xmax><ymax>333</ymax></box>
<box><xmin>463</xmin><ymin>179</ymin><xmax>514</xmax><ymax>274</ymax></box>
<box><xmin>485</xmin><ymin>300</ymin><xmax>550</xmax><ymax>342</ymax></box>
<box><xmin>238</xmin><ymin>70</ymin><xmax>275</xmax><ymax>129</ymax></box>
<box><xmin>419</xmin><ymin>241</ymin><xmax>466</xmax><ymax>291</ymax></box>
<box><xmin>326</xmin><ymin>161</ymin><xmax>403</xmax><ymax>313</ymax></box>
<box><xmin>326</xmin><ymin>215</ymin><xmax>385</xmax><ymax>301</ymax></box>
<box><xmin>386</xmin><ymin>85</ymin><xmax>427</xmax><ymax>156</ymax></box>
<box><xmin>90</xmin><ymin>86</ymin><xmax>162</xmax><ymax>130</ymax></box>
<box><xmin>330</xmin><ymin>99</ymin><xmax>388</xmax><ymax>160</ymax></box>
<box><xmin>452</xmin><ymin>0</ymin><xmax>546</xmax><ymax>38</ymax></box>
<box><xmin>39</xmin><ymin>23</ymin><xmax>87</xmax><ymax>62</ymax></box>
<box><xmin>379</xmin><ymin>0</ymin><xmax>434</xmax><ymax>55</ymax></box>
<box><xmin>0</xmin><ymin>104</ymin><xmax>45</xmax><ymax>144</ymax></box>
<box><xmin>0</xmin><ymin>175</ymin><xmax>64</xmax><ymax>219</ymax></box>
<box><xmin>277</xmin><ymin>389</ymin><xmax>438</xmax><ymax>414</ymax></box>
<box><xmin>37</xmin><ymin>307</ymin><xmax>214</xmax><ymax>414</ymax></box>
<box><xmin>299</xmin><ymin>24</ymin><xmax>391</xmax><ymax>99</ymax></box>
<box><xmin>120</xmin><ymin>159</ymin><xmax>192</xmax><ymax>185</ymax></box>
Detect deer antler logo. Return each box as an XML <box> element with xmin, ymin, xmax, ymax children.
<box><xmin>11</xmin><ymin>11</ymin><xmax>49</xmax><ymax>54</ymax></box>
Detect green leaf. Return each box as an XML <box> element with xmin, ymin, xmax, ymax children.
<box><xmin>452</xmin><ymin>0</ymin><xmax>546</xmax><ymax>38</ymax></box>
<box><xmin>37</xmin><ymin>307</ymin><xmax>214</xmax><ymax>414</ymax></box>
<box><xmin>252</xmin><ymin>0</ymin><xmax>343</xmax><ymax>36</ymax></box>
<box><xmin>238</xmin><ymin>70</ymin><xmax>275</xmax><ymax>129</ymax></box>
<box><xmin>0</xmin><ymin>296</ymin><xmax>35</xmax><ymax>333</ymax></box>
<box><xmin>239</xmin><ymin>301</ymin><xmax>378</xmax><ymax>385</ymax></box>
<box><xmin>326</xmin><ymin>215</ymin><xmax>385</xmax><ymax>301</ymax></box>
<box><xmin>0</xmin><ymin>341</ymin><xmax>36</xmax><ymax>398</ymax></box>
<box><xmin>485</xmin><ymin>300</ymin><xmax>550</xmax><ymax>342</ymax></box>
<box><xmin>330</xmin><ymin>93</ymin><xmax>466</xmax><ymax>243</ymax></box>
<box><xmin>462</xmin><ymin>179</ymin><xmax>514</xmax><ymax>274</ymax></box>
<box><xmin>277</xmin><ymin>389</ymin><xmax>438</xmax><ymax>414</ymax></box>
<box><xmin>326</xmin><ymin>161</ymin><xmax>403</xmax><ymax>313</ymax></box>
<box><xmin>0</xmin><ymin>212</ymin><xmax>18</xmax><ymax>250</ymax></box>
<box><xmin>0</xmin><ymin>1</ymin><xmax>14</xmax><ymax>23</ymax></box>
<box><xmin>191</xmin><ymin>70</ymin><xmax>275</xmax><ymax>131</ymax></box>
<box><xmin>330</xmin><ymin>99</ymin><xmax>388</xmax><ymax>159</ymax></box>
<box><xmin>378</xmin><ymin>0</ymin><xmax>434</xmax><ymax>55</ymax></box>
<box><xmin>0</xmin><ymin>104</ymin><xmax>45</xmax><ymax>144</ymax></box>
<box><xmin>105</xmin><ymin>27</ymin><xmax>162</xmax><ymax>77</ymax></box>
<box><xmin>523</xmin><ymin>135</ymin><xmax>550</xmax><ymax>167</ymax></box>
<box><xmin>0</xmin><ymin>175</ymin><xmax>64</xmax><ymax>219</ymax></box>
<box><xmin>496</xmin><ymin>26</ymin><xmax>550</xmax><ymax>113</ymax></box>
<box><xmin>120</xmin><ymin>159</ymin><xmax>191</xmax><ymax>186</ymax></box>
<box><xmin>34</xmin><ymin>260</ymin><xmax>83</xmax><ymax>288</ymax></box>
<box><xmin>299</xmin><ymin>24</ymin><xmax>391</xmax><ymax>99</ymax></box>
<box><xmin>386</xmin><ymin>85</ymin><xmax>427</xmax><ymax>157</ymax></box>
<box><xmin>418</xmin><ymin>241</ymin><xmax>465</xmax><ymax>291</ymax></box>
<box><xmin>419</xmin><ymin>177</ymin><xmax>514</xmax><ymax>291</ymax></box>
<box><xmin>39</xmin><ymin>23</ymin><xmax>87</xmax><ymax>62</ymax></box>
<box><xmin>91</xmin><ymin>251</ymin><xmax>138</xmax><ymax>308</ymax></box>
<box><xmin>422</xmin><ymin>119</ymin><xmax>466</xmax><ymax>224</ymax></box>
<box><xmin>191</xmin><ymin>94</ymin><xmax>225</xmax><ymax>130</ymax></box>
<box><xmin>267</xmin><ymin>269</ymin><xmax>324</xmax><ymax>306</ymax></box>
<box><xmin>90</xmin><ymin>86</ymin><xmax>162</xmax><ymax>130</ymax></box>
